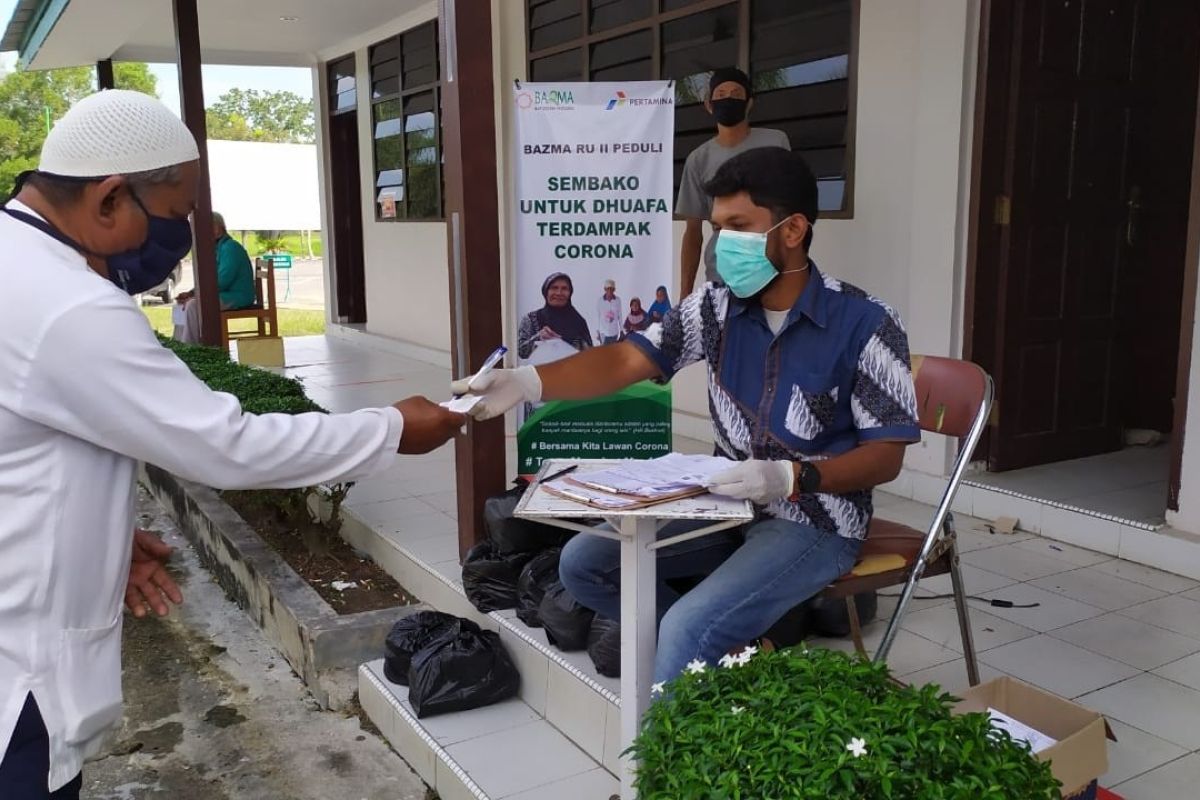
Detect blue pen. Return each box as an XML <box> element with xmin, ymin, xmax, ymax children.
<box><xmin>456</xmin><ymin>346</ymin><xmax>508</xmax><ymax>397</ymax></box>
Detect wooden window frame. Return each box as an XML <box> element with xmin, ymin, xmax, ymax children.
<box><xmin>369</xmin><ymin>21</ymin><xmax>445</xmax><ymax>222</ymax></box>
<box><xmin>524</xmin><ymin>0</ymin><xmax>859</xmax><ymax>219</ymax></box>
<box><xmin>328</xmin><ymin>54</ymin><xmax>358</xmax><ymax>116</ymax></box>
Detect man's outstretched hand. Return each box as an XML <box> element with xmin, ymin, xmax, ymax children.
<box><xmin>126</xmin><ymin>529</ymin><xmax>183</xmax><ymax>618</ymax></box>
<box><xmin>394</xmin><ymin>396</ymin><xmax>467</xmax><ymax>454</ymax></box>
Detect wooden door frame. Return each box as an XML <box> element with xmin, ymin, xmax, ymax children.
<box><xmin>1169</xmin><ymin>93</ymin><xmax>1200</xmax><ymax>511</ymax></box>
<box><xmin>963</xmin><ymin>0</ymin><xmax>1200</xmax><ymax>510</ymax></box>
<box><xmin>324</xmin><ymin>56</ymin><xmax>367</xmax><ymax>326</ymax></box>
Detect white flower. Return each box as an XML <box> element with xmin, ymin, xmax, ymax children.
<box><xmin>718</xmin><ymin>653</ymin><xmax>738</xmax><ymax>669</ymax></box>
<box><xmin>846</xmin><ymin>737</ymin><xmax>868</xmax><ymax>758</ymax></box>
<box><xmin>685</xmin><ymin>659</ymin><xmax>707</xmax><ymax>675</ymax></box>
<box><xmin>741</xmin><ymin>645</ymin><xmax>759</xmax><ymax>660</ymax></box>
<box><xmin>650</xmin><ymin>682</ymin><xmax>665</xmax><ymax>696</ymax></box>
<box><xmin>731</xmin><ymin>705</ymin><xmax>745</xmax><ymax>715</ymax></box>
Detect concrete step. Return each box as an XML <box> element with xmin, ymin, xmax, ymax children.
<box><xmin>338</xmin><ymin>506</ymin><xmax>624</xmax><ymax>776</ymax></box>
<box><xmin>360</xmin><ymin>660</ymin><xmax>619</xmax><ymax>800</ymax></box>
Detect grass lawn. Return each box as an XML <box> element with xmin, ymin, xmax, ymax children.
<box><xmin>142</xmin><ymin>306</ymin><xmax>326</xmax><ymax>338</ymax></box>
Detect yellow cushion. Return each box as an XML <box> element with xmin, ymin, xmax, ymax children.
<box><xmin>848</xmin><ymin>553</ymin><xmax>907</xmax><ymax>577</ymax></box>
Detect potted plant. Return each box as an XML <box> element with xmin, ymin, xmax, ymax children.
<box><xmin>631</xmin><ymin>646</ymin><xmax>1062</xmax><ymax>799</ymax></box>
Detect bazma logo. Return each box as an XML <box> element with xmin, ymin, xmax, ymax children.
<box><xmin>605</xmin><ymin>91</ymin><xmax>628</xmax><ymax>110</ymax></box>
<box><xmin>519</xmin><ymin>89</ymin><xmax>576</xmax><ymax>111</ymax></box>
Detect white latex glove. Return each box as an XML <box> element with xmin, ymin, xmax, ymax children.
<box><xmin>449</xmin><ymin>366</ymin><xmax>543</xmax><ymax>421</ymax></box>
<box><xmin>707</xmin><ymin>460</ymin><xmax>795</xmax><ymax>505</ymax></box>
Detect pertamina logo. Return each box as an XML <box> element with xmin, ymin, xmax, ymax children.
<box><xmin>605</xmin><ymin>90</ymin><xmax>672</xmax><ymax>110</ymax></box>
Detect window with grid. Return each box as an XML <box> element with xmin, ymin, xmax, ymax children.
<box><xmin>369</xmin><ymin>21</ymin><xmax>443</xmax><ymax>221</ymax></box>
<box><xmin>526</xmin><ymin>0</ymin><xmax>857</xmax><ymax>215</ymax></box>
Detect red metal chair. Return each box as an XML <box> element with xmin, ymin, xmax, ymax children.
<box><xmin>819</xmin><ymin>354</ymin><xmax>994</xmax><ymax>686</ymax></box>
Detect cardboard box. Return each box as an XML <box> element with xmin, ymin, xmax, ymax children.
<box><xmin>953</xmin><ymin>677</ymin><xmax>1109</xmax><ymax>797</ymax></box>
<box><xmin>235</xmin><ymin>336</ymin><xmax>285</xmax><ymax>368</ymax></box>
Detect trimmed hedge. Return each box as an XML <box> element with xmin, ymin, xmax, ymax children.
<box><xmin>158</xmin><ymin>335</ymin><xmax>324</xmax><ymax>415</ymax></box>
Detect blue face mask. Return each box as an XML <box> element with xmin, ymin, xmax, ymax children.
<box><xmin>106</xmin><ymin>191</ymin><xmax>193</xmax><ymax>295</ymax></box>
<box><xmin>714</xmin><ymin>216</ymin><xmax>807</xmax><ymax>298</ymax></box>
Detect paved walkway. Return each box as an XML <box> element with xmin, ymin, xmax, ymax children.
<box><xmin>275</xmin><ymin>334</ymin><xmax>1200</xmax><ymax>798</ymax></box>
<box><xmin>85</xmin><ymin>487</ymin><xmax>428</xmax><ymax>800</ymax></box>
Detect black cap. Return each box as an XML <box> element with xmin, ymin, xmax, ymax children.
<box><xmin>703</xmin><ymin>147</ymin><xmax>820</xmax><ymax>226</ymax></box>
<box><xmin>709</xmin><ymin>67</ymin><xmax>752</xmax><ymax>99</ymax></box>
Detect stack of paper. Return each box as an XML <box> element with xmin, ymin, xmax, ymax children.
<box><xmin>572</xmin><ymin>454</ymin><xmax>734</xmax><ymax>498</ymax></box>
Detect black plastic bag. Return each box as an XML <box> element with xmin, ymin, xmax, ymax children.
<box><xmin>516</xmin><ymin>548</ymin><xmax>562</xmax><ymax>627</ymax></box>
<box><xmin>587</xmin><ymin>616</ymin><xmax>621</xmax><ymax>677</ymax></box>
<box><xmin>485</xmin><ymin>489</ymin><xmax>574</xmax><ymax>555</ymax></box>
<box><xmin>383</xmin><ymin>610</ymin><xmax>467</xmax><ymax>685</ymax></box>
<box><xmin>539</xmin><ymin>580</ymin><xmax>595</xmax><ymax>651</ymax></box>
<box><xmin>461</xmin><ymin>541</ymin><xmax>534</xmax><ymax>613</ymax></box>
<box><xmin>408</xmin><ymin>625</ymin><xmax>521</xmax><ymax>718</ymax></box>
<box><xmin>762</xmin><ymin>600</ymin><xmax>815</xmax><ymax>649</ymax></box>
<box><xmin>810</xmin><ymin>591</ymin><xmax>878</xmax><ymax>638</ymax></box>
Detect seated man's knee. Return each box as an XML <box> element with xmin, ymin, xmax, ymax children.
<box><xmin>658</xmin><ymin>591</ymin><xmax>708</xmax><ymax>644</ymax></box>
<box><xmin>558</xmin><ymin>533</ymin><xmax>611</xmax><ymax>589</ymax></box>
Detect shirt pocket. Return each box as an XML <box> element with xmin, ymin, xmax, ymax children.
<box><xmin>782</xmin><ymin>372</ymin><xmax>841</xmax><ymax>443</ymax></box>
<box><xmin>57</xmin><ymin>614</ymin><xmax>124</xmax><ymax>745</ymax></box>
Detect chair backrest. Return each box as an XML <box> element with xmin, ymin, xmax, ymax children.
<box><xmin>911</xmin><ymin>355</ymin><xmax>991</xmax><ymax>440</ymax></box>
<box><xmin>905</xmin><ymin>354</ymin><xmax>994</xmax><ymax>558</ymax></box>
<box><xmin>254</xmin><ymin>257</ymin><xmax>277</xmax><ymax>309</ymax></box>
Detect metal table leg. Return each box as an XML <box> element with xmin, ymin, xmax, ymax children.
<box><xmin>618</xmin><ymin>516</ymin><xmax>657</xmax><ymax>799</ymax></box>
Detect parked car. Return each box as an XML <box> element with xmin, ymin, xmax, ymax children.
<box><xmin>138</xmin><ymin>263</ymin><xmax>182</xmax><ymax>305</ymax></box>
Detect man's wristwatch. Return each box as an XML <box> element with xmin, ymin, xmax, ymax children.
<box><xmin>790</xmin><ymin>461</ymin><xmax>822</xmax><ymax>501</ymax></box>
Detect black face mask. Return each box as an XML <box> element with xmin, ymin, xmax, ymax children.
<box><xmin>711</xmin><ymin>97</ymin><xmax>748</xmax><ymax>127</ymax></box>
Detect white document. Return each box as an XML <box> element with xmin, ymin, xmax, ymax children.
<box><xmin>171</xmin><ymin>304</ymin><xmax>187</xmax><ymax>326</ymax></box>
<box><xmin>986</xmin><ymin>707</ymin><xmax>1057</xmax><ymax>753</ymax></box>
<box><xmin>572</xmin><ymin>453</ymin><xmax>735</xmax><ymax>498</ymax></box>
<box><xmin>441</xmin><ymin>395</ymin><xmax>483</xmax><ymax>414</ymax></box>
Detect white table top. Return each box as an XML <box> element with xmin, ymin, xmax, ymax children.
<box><xmin>514</xmin><ymin>458</ymin><xmax>756</xmax><ymax>522</ymax></box>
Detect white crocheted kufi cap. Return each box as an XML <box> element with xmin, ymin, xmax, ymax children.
<box><xmin>39</xmin><ymin>89</ymin><xmax>200</xmax><ymax>177</ymax></box>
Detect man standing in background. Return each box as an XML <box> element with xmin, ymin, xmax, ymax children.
<box><xmin>676</xmin><ymin>67</ymin><xmax>790</xmax><ymax>297</ymax></box>
<box><xmin>595</xmin><ymin>278</ymin><xmax>622</xmax><ymax>344</ymax></box>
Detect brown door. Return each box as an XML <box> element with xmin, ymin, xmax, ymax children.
<box><xmin>327</xmin><ymin>57</ymin><xmax>367</xmax><ymax>325</ymax></box>
<box><xmin>976</xmin><ymin>0</ymin><xmax>1200</xmax><ymax>471</ymax></box>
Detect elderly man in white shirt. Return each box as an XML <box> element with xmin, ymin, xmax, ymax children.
<box><xmin>0</xmin><ymin>90</ymin><xmax>465</xmax><ymax>800</ymax></box>
<box><xmin>595</xmin><ymin>278</ymin><xmax>622</xmax><ymax>344</ymax></box>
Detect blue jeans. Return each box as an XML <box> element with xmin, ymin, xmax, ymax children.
<box><xmin>559</xmin><ymin>517</ymin><xmax>862</xmax><ymax>683</ymax></box>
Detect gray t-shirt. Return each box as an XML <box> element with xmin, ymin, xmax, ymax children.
<box><xmin>675</xmin><ymin>128</ymin><xmax>791</xmax><ymax>284</ymax></box>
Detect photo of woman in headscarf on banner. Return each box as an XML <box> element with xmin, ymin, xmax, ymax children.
<box><xmin>647</xmin><ymin>285</ymin><xmax>672</xmax><ymax>324</ymax></box>
<box><xmin>518</xmin><ymin>272</ymin><xmax>594</xmax><ymax>365</ymax></box>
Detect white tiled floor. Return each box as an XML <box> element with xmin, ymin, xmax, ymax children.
<box><xmin>283</xmin><ymin>334</ymin><xmax>1200</xmax><ymax>797</ymax></box>
<box><xmin>967</xmin><ymin>446</ymin><xmax>1170</xmax><ymax>525</ymax></box>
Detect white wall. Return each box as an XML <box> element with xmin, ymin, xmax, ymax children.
<box><xmin>1170</xmin><ymin>268</ymin><xmax>1200</xmax><ymax>532</ymax></box>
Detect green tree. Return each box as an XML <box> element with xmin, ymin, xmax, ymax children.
<box><xmin>0</xmin><ymin>62</ymin><xmax>158</xmax><ymax>194</ymax></box>
<box><xmin>206</xmin><ymin>88</ymin><xmax>315</xmax><ymax>144</ymax></box>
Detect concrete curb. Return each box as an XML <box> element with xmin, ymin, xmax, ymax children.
<box><xmin>141</xmin><ymin>464</ymin><xmax>426</xmax><ymax>708</ymax></box>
